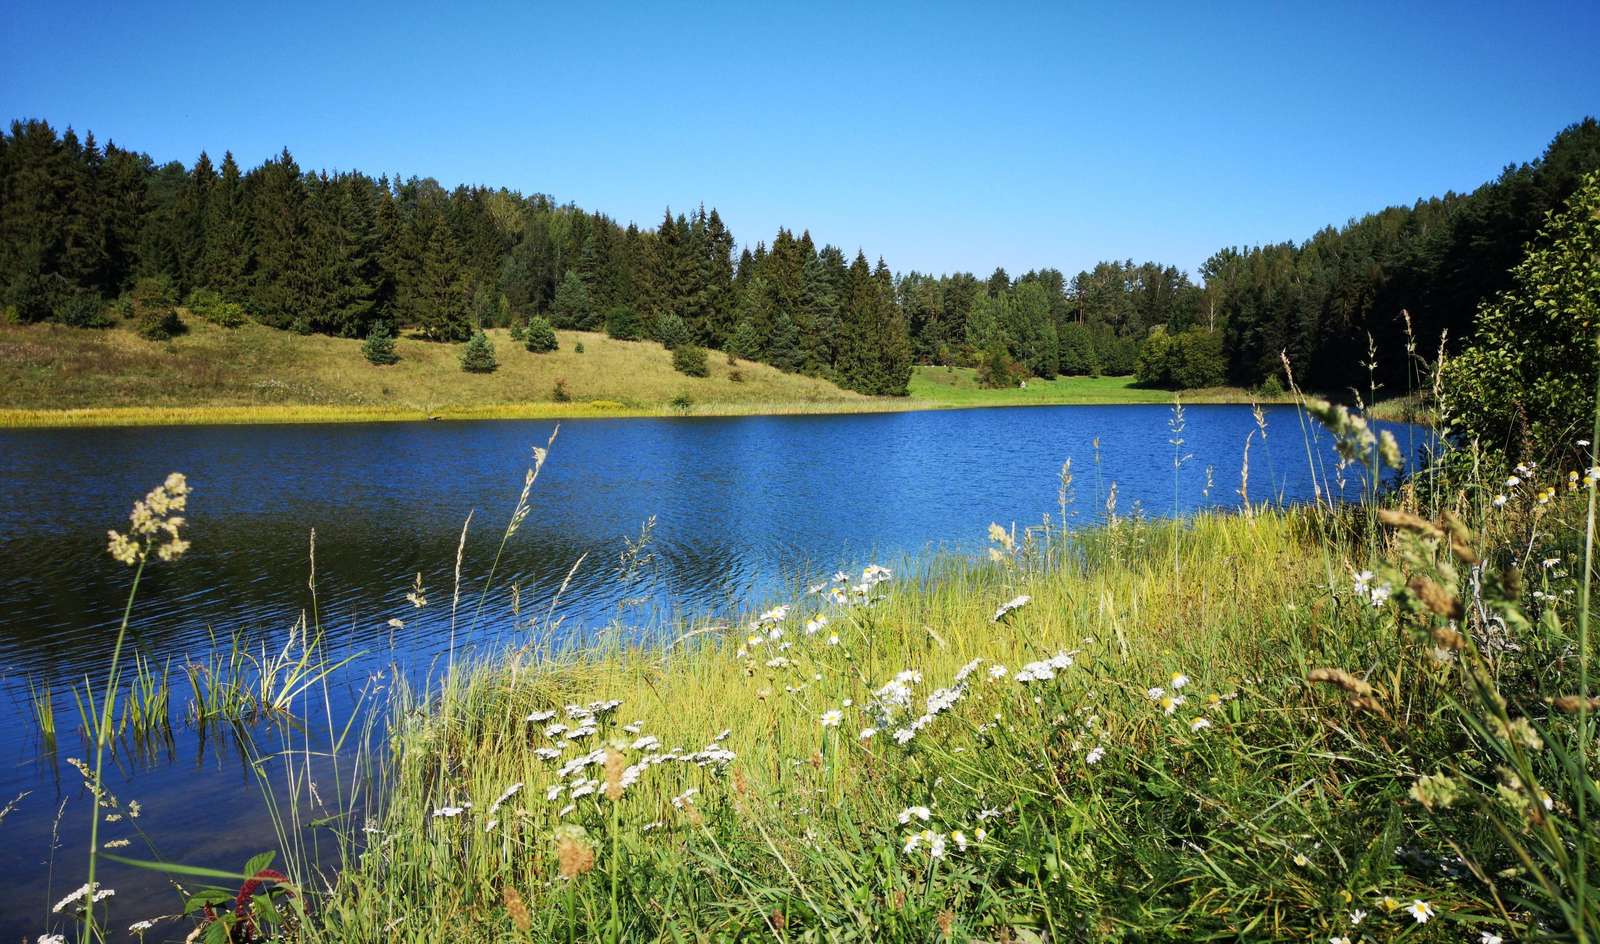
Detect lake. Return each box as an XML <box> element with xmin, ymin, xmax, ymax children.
<box><xmin>0</xmin><ymin>403</ymin><xmax>1423</xmax><ymax>935</ymax></box>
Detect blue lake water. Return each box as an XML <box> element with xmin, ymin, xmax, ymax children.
<box><xmin>0</xmin><ymin>403</ymin><xmax>1424</xmax><ymax>936</ymax></box>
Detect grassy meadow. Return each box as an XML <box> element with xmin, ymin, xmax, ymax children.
<box><xmin>0</xmin><ymin>321</ymin><xmax>1284</xmax><ymax>428</ymax></box>
<box><xmin>0</xmin><ymin>320</ymin><xmax>869</xmax><ymax>425</ymax></box>
<box><xmin>43</xmin><ymin>409</ymin><xmax>1599</xmax><ymax>942</ymax></box>
<box><xmin>907</xmin><ymin>365</ymin><xmax>1278</xmax><ymax>408</ymax></box>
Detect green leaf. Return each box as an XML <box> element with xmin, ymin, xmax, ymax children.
<box><xmin>242</xmin><ymin>850</ymin><xmax>276</xmax><ymax>878</ymax></box>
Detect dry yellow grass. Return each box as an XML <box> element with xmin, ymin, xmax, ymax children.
<box><xmin>0</xmin><ymin>319</ymin><xmax>869</xmax><ymax>423</ymax></box>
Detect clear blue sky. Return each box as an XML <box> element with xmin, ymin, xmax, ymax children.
<box><xmin>4</xmin><ymin>1</ymin><xmax>1596</xmax><ymax>279</ymax></box>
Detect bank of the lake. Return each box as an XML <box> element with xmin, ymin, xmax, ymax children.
<box><xmin>0</xmin><ymin>320</ymin><xmax>1284</xmax><ymax>427</ymax></box>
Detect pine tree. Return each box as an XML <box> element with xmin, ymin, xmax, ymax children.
<box><xmin>731</xmin><ymin>276</ymin><xmax>775</xmax><ymax>357</ymax></box>
<box><xmin>170</xmin><ymin>150</ymin><xmax>214</xmax><ymax>294</ymax></box>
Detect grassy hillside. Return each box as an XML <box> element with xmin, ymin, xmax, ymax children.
<box><xmin>0</xmin><ymin>320</ymin><xmax>870</xmax><ymax>424</ymax></box>
<box><xmin>0</xmin><ymin>321</ymin><xmax>1285</xmax><ymax>427</ymax></box>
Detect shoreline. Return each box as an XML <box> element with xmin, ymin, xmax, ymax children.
<box><xmin>0</xmin><ymin>389</ymin><xmax>1297</xmax><ymax>429</ymax></box>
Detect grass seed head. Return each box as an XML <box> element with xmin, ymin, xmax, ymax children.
<box><xmin>1307</xmin><ymin>667</ymin><xmax>1374</xmax><ymax>698</ymax></box>
<box><xmin>1408</xmin><ymin>576</ymin><xmax>1464</xmax><ymax>619</ymax></box>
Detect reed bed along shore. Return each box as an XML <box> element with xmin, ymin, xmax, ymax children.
<box><xmin>36</xmin><ymin>410</ymin><xmax>1599</xmax><ymax>943</ymax></box>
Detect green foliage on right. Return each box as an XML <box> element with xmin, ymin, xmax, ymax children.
<box><xmin>1441</xmin><ymin>171</ymin><xmax>1600</xmax><ymax>464</ymax></box>
<box><xmin>458</xmin><ymin>329</ymin><xmax>497</xmax><ymax>373</ymax></box>
<box><xmin>523</xmin><ymin>317</ymin><xmax>558</xmax><ymax>353</ymax></box>
<box><xmin>672</xmin><ymin>343</ymin><xmax>708</xmax><ymax>377</ymax></box>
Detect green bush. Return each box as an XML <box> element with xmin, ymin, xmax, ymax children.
<box><xmin>56</xmin><ymin>292</ymin><xmax>112</xmax><ymax>328</ymax></box>
<box><xmin>976</xmin><ymin>338</ymin><xmax>1023</xmax><ymax>388</ymax></box>
<box><xmin>509</xmin><ymin>321</ymin><xmax>525</xmax><ymax>342</ymax></box>
<box><xmin>672</xmin><ymin>343</ymin><xmax>708</xmax><ymax>377</ymax></box>
<box><xmin>552</xmin><ymin>377</ymin><xmax>571</xmax><ymax>402</ymax></box>
<box><xmin>459</xmin><ymin>329</ymin><xmax>497</xmax><ymax>373</ymax></box>
<box><xmin>574</xmin><ymin>341</ymin><xmax>585</xmax><ymax>354</ymax></box>
<box><xmin>131</xmin><ymin>276</ymin><xmax>184</xmax><ymax>341</ymax></box>
<box><xmin>1441</xmin><ymin>170</ymin><xmax>1600</xmax><ymax>466</ymax></box>
<box><xmin>1135</xmin><ymin>326</ymin><xmax>1226</xmax><ymax>389</ymax></box>
<box><xmin>362</xmin><ymin>323</ymin><xmax>399</xmax><ymax>365</ymax></box>
<box><xmin>523</xmin><ymin>316</ymin><xmax>558</xmax><ymax>353</ymax></box>
<box><xmin>186</xmin><ymin>288</ymin><xmax>247</xmax><ymax>328</ymax></box>
<box><xmin>605</xmin><ymin>305</ymin><xmax>643</xmax><ymax>341</ymax></box>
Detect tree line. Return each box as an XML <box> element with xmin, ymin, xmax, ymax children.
<box><xmin>2</xmin><ymin>116</ymin><xmax>1597</xmax><ymax>396</ymax></box>
<box><xmin>0</xmin><ymin>121</ymin><xmax>910</xmax><ymax>394</ymax></box>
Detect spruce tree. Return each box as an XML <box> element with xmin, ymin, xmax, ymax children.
<box><xmin>459</xmin><ymin>328</ymin><xmax>497</xmax><ymax>372</ymax></box>
<box><xmin>834</xmin><ymin>252</ymin><xmax>875</xmax><ymax>393</ymax></box>
<box><xmin>200</xmin><ymin>152</ymin><xmax>248</xmax><ymax>300</ymax></box>
<box><xmin>767</xmin><ymin>311</ymin><xmax>802</xmax><ymax>372</ymax></box>
<box><xmin>551</xmin><ymin>269</ymin><xmax>593</xmax><ymax>329</ymax></box>
<box><xmin>524</xmin><ymin>315</ymin><xmax>558</xmax><ymax>353</ymax></box>
<box><xmin>728</xmin><ymin>319</ymin><xmax>762</xmax><ymax>360</ymax></box>
<box><xmin>413</xmin><ymin>217</ymin><xmax>472</xmax><ymax>341</ymax></box>
<box><xmin>656</xmin><ymin>312</ymin><xmax>689</xmax><ymax>350</ymax></box>
<box><xmin>362</xmin><ymin>321</ymin><xmax>399</xmax><ymax>365</ymax></box>
<box><xmin>871</xmin><ymin>259</ymin><xmax>913</xmax><ymax>395</ymax></box>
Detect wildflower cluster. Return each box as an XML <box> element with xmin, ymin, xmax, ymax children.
<box><xmin>896</xmin><ymin>804</ymin><xmax>990</xmax><ymax>862</ymax></box>
<box><xmin>106</xmin><ymin>472</ymin><xmax>191</xmax><ymax>565</ymax></box>
<box><xmin>1351</xmin><ymin>569</ymin><xmax>1392</xmax><ymax>607</ymax></box>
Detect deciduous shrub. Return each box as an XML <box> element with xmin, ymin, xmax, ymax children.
<box><xmin>1441</xmin><ymin>170</ymin><xmax>1600</xmax><ymax>465</ymax></box>
<box><xmin>185</xmin><ymin>288</ymin><xmax>247</xmax><ymax>328</ymax></box>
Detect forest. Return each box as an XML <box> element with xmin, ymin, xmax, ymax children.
<box><xmin>1</xmin><ymin>117</ymin><xmax>1596</xmax><ymax>397</ymax></box>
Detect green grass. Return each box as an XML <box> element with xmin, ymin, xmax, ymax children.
<box><xmin>0</xmin><ymin>322</ymin><xmax>1288</xmax><ymax>428</ymax></box>
<box><xmin>269</xmin><ymin>482</ymin><xmax>1594</xmax><ymax>943</ymax></box>
<box><xmin>29</xmin><ymin>376</ymin><xmax>1569</xmax><ymax>944</ymax></box>
<box><xmin>907</xmin><ymin>365</ymin><xmax>1281</xmax><ymax>407</ymax></box>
